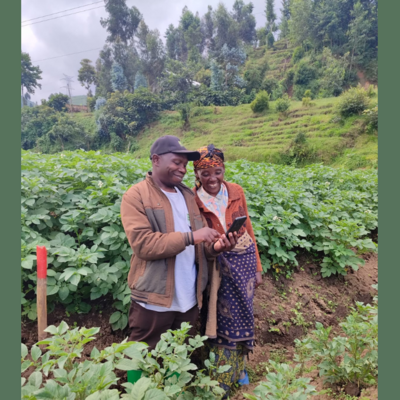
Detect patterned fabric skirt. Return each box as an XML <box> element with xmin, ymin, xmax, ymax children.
<box><xmin>207</xmin><ymin>242</ymin><xmax>257</xmax><ymax>396</ymax></box>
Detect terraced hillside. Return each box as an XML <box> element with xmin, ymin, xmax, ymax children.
<box><xmin>132</xmin><ymin>96</ymin><xmax>377</xmax><ymax>169</ymax></box>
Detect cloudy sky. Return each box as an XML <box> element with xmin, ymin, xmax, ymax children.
<box><xmin>22</xmin><ymin>0</ymin><xmax>279</xmax><ymax>102</ymax></box>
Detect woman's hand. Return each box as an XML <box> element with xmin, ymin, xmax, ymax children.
<box><xmin>213</xmin><ymin>232</ymin><xmax>238</xmax><ymax>252</ymax></box>
<box><xmin>255</xmin><ymin>271</ymin><xmax>262</xmax><ymax>288</ymax></box>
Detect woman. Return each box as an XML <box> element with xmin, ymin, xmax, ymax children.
<box><xmin>193</xmin><ymin>144</ymin><xmax>263</xmax><ymax>396</ymax></box>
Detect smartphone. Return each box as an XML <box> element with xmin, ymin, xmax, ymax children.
<box><xmin>226</xmin><ymin>216</ymin><xmax>247</xmax><ymax>236</ymax></box>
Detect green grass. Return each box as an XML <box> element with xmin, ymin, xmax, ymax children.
<box><xmin>71</xmin><ymin>95</ymin><xmax>87</xmax><ymax>106</ymax></box>
<box><xmin>131</xmin><ymin>96</ymin><xmax>377</xmax><ymax>168</ymax></box>
<box><xmin>71</xmin><ymin>112</ymin><xmax>96</xmax><ymax>136</ymax></box>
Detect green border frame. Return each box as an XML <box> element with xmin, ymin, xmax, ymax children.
<box><xmin>379</xmin><ymin>2</ymin><xmax>397</xmax><ymax>399</ymax></box>
<box><xmin>2</xmin><ymin>1</ymin><xmax>391</xmax><ymax>398</ymax></box>
<box><xmin>1</xmin><ymin>0</ymin><xmax>21</xmax><ymax>396</ymax></box>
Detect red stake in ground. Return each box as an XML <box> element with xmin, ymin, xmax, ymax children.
<box><xmin>36</xmin><ymin>246</ymin><xmax>48</xmax><ymax>343</ymax></box>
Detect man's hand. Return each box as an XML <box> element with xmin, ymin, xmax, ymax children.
<box><xmin>255</xmin><ymin>271</ymin><xmax>262</xmax><ymax>288</ymax></box>
<box><xmin>193</xmin><ymin>227</ymin><xmax>221</xmax><ymax>244</ymax></box>
<box><xmin>213</xmin><ymin>232</ymin><xmax>238</xmax><ymax>253</ymax></box>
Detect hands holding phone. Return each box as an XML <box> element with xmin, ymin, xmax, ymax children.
<box><xmin>192</xmin><ymin>227</ymin><xmax>238</xmax><ymax>252</ymax></box>
<box><xmin>213</xmin><ymin>231</ymin><xmax>238</xmax><ymax>252</ymax></box>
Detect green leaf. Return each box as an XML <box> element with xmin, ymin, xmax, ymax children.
<box><xmin>31</xmin><ymin>345</ymin><xmax>42</xmax><ymax>361</ymax></box>
<box><xmin>115</xmin><ymin>358</ymin><xmax>142</xmax><ymax>371</ymax></box>
<box><xmin>44</xmin><ymin>325</ymin><xmax>58</xmax><ymax>335</ymax></box>
<box><xmin>21</xmin><ymin>360</ymin><xmax>32</xmax><ymax>373</ymax></box>
<box><xmin>143</xmin><ymin>389</ymin><xmax>168</xmax><ymax>400</ymax></box>
<box><xmin>28</xmin><ymin>371</ymin><xmax>42</xmax><ymax>389</ymax></box>
<box><xmin>59</xmin><ymin>286</ymin><xmax>70</xmax><ymax>301</ymax></box>
<box><xmin>57</xmin><ymin>321</ymin><xmax>69</xmax><ymax>335</ymax></box>
<box><xmin>21</xmin><ymin>343</ymin><xmax>28</xmax><ymax>359</ymax></box>
<box><xmin>109</xmin><ymin>311</ymin><xmax>121</xmax><ymax>324</ymax></box>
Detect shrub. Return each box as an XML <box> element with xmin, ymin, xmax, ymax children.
<box><xmin>295</xmin><ymin>300</ymin><xmax>378</xmax><ymax>389</ymax></box>
<box><xmin>87</xmin><ymin>96</ymin><xmax>96</xmax><ymax>112</ymax></box>
<box><xmin>261</xmin><ymin>77</ymin><xmax>279</xmax><ymax>95</ymax></box>
<box><xmin>21</xmin><ymin>106</ymin><xmax>58</xmax><ymax>150</ymax></box>
<box><xmin>294</xmin><ymin>61</ymin><xmax>317</xmax><ymax>86</ymax></box>
<box><xmin>363</xmin><ymin>105</ymin><xmax>378</xmax><ymax>134</ymax></box>
<box><xmin>275</xmin><ymin>95</ymin><xmax>291</xmax><ymax>115</ymax></box>
<box><xmin>47</xmin><ymin>93</ymin><xmax>70</xmax><ymax>112</ymax></box>
<box><xmin>337</xmin><ymin>86</ymin><xmax>370</xmax><ymax>118</ymax></box>
<box><xmin>21</xmin><ymin>322</ymin><xmax>227</xmax><ymax>399</ymax></box>
<box><xmin>267</xmin><ymin>32</ymin><xmax>275</xmax><ymax>48</ymax></box>
<box><xmin>96</xmin><ymin>89</ymin><xmax>161</xmax><ymax>146</ymax></box>
<box><xmin>176</xmin><ymin>103</ymin><xmax>192</xmax><ymax>129</ymax></box>
<box><xmin>21</xmin><ymin>107</ymin><xmax>90</xmax><ymax>152</ymax></box>
<box><xmin>292</xmin><ymin>46</ymin><xmax>305</xmax><ymax>63</ymax></box>
<box><xmin>250</xmin><ymin>90</ymin><xmax>270</xmax><ymax>113</ymax></box>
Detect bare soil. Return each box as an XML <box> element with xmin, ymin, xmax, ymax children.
<box><xmin>21</xmin><ymin>252</ymin><xmax>378</xmax><ymax>399</ymax></box>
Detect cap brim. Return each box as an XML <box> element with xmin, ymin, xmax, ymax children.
<box><xmin>172</xmin><ymin>150</ymin><xmax>201</xmax><ymax>161</ymax></box>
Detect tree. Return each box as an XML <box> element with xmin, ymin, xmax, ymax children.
<box><xmin>78</xmin><ymin>59</ymin><xmax>97</xmax><ymax>92</ymax></box>
<box><xmin>179</xmin><ymin>7</ymin><xmax>203</xmax><ymax>62</ymax></box>
<box><xmin>211</xmin><ymin>45</ymin><xmax>246</xmax><ymax>90</ymax></box>
<box><xmin>95</xmin><ymin>46</ymin><xmax>114</xmax><ymax>97</ymax></box>
<box><xmin>134</xmin><ymin>71</ymin><xmax>148</xmax><ymax>90</ymax></box>
<box><xmin>212</xmin><ymin>3</ymin><xmax>239</xmax><ymax>52</ymax></box>
<box><xmin>256</xmin><ymin>27</ymin><xmax>267</xmax><ymax>46</ymax></box>
<box><xmin>159</xmin><ymin>59</ymin><xmax>197</xmax><ymax>104</ymax></box>
<box><xmin>210</xmin><ymin>60</ymin><xmax>224</xmax><ymax>91</ymax></box>
<box><xmin>165</xmin><ymin>24</ymin><xmax>182</xmax><ymax>60</ymax></box>
<box><xmin>21</xmin><ymin>52</ymin><xmax>42</xmax><ymax>100</ymax></box>
<box><xmin>112</xmin><ymin>38</ymin><xmax>140</xmax><ymax>92</ymax></box>
<box><xmin>47</xmin><ymin>93</ymin><xmax>70</xmax><ymax>112</ymax></box>
<box><xmin>320</xmin><ymin>47</ymin><xmax>347</xmax><ymax>96</ymax></box>
<box><xmin>265</xmin><ymin>0</ymin><xmax>277</xmax><ymax>33</ymax></box>
<box><xmin>279</xmin><ymin>0</ymin><xmax>291</xmax><ymax>40</ymax></box>
<box><xmin>111</xmin><ymin>61</ymin><xmax>128</xmax><ymax>91</ymax></box>
<box><xmin>232</xmin><ymin>0</ymin><xmax>256</xmax><ymax>45</ymax></box>
<box><xmin>201</xmin><ymin>6</ymin><xmax>214</xmax><ymax>52</ymax></box>
<box><xmin>100</xmin><ymin>0</ymin><xmax>142</xmax><ymax>44</ymax></box>
<box><xmin>347</xmin><ymin>1</ymin><xmax>371</xmax><ymax>72</ymax></box>
<box><xmin>289</xmin><ymin>0</ymin><xmax>313</xmax><ymax>45</ymax></box>
<box><xmin>136</xmin><ymin>20</ymin><xmax>165</xmax><ymax>91</ymax></box>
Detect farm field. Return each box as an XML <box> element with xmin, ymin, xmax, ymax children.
<box><xmin>21</xmin><ymin>151</ymin><xmax>378</xmax><ymax>399</ymax></box>
<box><xmin>70</xmin><ymin>94</ymin><xmax>378</xmax><ymax>170</ymax></box>
<box><xmin>124</xmin><ymin>97</ymin><xmax>377</xmax><ymax>169</ymax></box>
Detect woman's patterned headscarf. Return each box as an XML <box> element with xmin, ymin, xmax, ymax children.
<box><xmin>193</xmin><ymin>144</ymin><xmax>225</xmax><ymax>170</ymax></box>
<box><xmin>193</xmin><ymin>144</ymin><xmax>225</xmax><ymax>188</ymax></box>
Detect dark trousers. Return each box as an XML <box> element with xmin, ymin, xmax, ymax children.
<box><xmin>128</xmin><ymin>301</ymin><xmax>199</xmax><ymax>350</ymax></box>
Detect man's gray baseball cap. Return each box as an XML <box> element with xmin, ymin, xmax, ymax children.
<box><xmin>150</xmin><ymin>135</ymin><xmax>200</xmax><ymax>161</ymax></box>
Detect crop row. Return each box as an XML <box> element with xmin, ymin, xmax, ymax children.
<box><xmin>21</xmin><ymin>151</ymin><xmax>377</xmax><ymax>327</ymax></box>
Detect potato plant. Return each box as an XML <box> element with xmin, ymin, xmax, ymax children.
<box><xmin>21</xmin><ymin>151</ymin><xmax>377</xmax><ymax>326</ymax></box>
<box><xmin>294</xmin><ymin>300</ymin><xmax>378</xmax><ymax>388</ymax></box>
<box><xmin>21</xmin><ymin>322</ymin><xmax>227</xmax><ymax>400</ymax></box>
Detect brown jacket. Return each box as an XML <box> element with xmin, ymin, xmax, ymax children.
<box><xmin>120</xmin><ymin>172</ymin><xmax>218</xmax><ymax>309</ymax></box>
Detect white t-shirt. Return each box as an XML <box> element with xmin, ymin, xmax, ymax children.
<box><xmin>136</xmin><ymin>187</ymin><xmax>197</xmax><ymax>313</ymax></box>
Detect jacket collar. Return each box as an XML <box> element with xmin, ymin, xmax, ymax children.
<box><xmin>194</xmin><ymin>180</ymin><xmax>240</xmax><ymax>212</ymax></box>
<box><xmin>146</xmin><ymin>171</ymin><xmax>194</xmax><ymax>197</ymax></box>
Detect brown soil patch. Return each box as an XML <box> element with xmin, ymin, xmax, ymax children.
<box><xmin>230</xmin><ymin>252</ymin><xmax>378</xmax><ymax>400</ymax></box>
<box><xmin>21</xmin><ymin>252</ymin><xmax>378</xmax><ymax>399</ymax></box>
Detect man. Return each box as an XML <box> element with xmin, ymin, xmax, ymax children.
<box><xmin>121</xmin><ymin>135</ymin><xmax>237</xmax><ymax>349</ymax></box>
